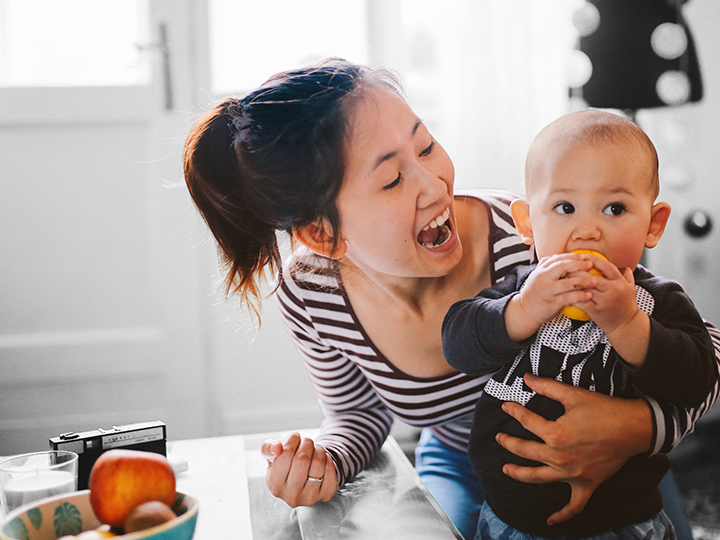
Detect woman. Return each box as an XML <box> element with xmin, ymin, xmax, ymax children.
<box><xmin>183</xmin><ymin>59</ymin><xmax>720</xmax><ymax>539</ymax></box>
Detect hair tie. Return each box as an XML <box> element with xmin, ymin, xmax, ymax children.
<box><xmin>226</xmin><ymin>99</ymin><xmax>251</xmax><ymax>146</ymax></box>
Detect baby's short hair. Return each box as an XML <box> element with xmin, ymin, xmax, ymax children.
<box><xmin>526</xmin><ymin>109</ymin><xmax>659</xmax><ymax>198</ymax></box>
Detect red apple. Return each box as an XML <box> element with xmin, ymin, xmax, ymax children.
<box><xmin>89</xmin><ymin>449</ymin><xmax>176</xmax><ymax>528</ymax></box>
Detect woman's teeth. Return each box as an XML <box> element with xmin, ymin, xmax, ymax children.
<box><xmin>418</xmin><ymin>208</ymin><xmax>452</xmax><ymax>248</ymax></box>
<box><xmin>423</xmin><ymin>208</ymin><xmax>450</xmax><ymax>231</ymax></box>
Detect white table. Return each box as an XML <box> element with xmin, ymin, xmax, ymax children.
<box><xmin>170</xmin><ymin>431</ymin><xmax>462</xmax><ymax>539</ymax></box>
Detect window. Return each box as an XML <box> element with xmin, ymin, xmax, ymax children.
<box><xmin>209</xmin><ymin>0</ymin><xmax>368</xmax><ymax>94</ymax></box>
<box><xmin>0</xmin><ymin>0</ymin><xmax>149</xmax><ymax>87</ymax></box>
<box><xmin>208</xmin><ymin>0</ymin><xmax>576</xmax><ymax>191</ymax></box>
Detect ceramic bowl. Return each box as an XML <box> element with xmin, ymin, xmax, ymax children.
<box><xmin>0</xmin><ymin>490</ymin><xmax>197</xmax><ymax>540</ymax></box>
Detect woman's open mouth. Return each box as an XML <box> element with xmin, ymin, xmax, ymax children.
<box><xmin>418</xmin><ymin>208</ymin><xmax>452</xmax><ymax>248</ymax></box>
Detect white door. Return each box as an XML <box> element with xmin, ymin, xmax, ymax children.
<box><xmin>0</xmin><ymin>0</ymin><xmax>211</xmax><ymax>455</ymax></box>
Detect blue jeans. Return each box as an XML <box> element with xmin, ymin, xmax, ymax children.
<box><xmin>414</xmin><ymin>429</ymin><xmax>692</xmax><ymax>540</ymax></box>
<box><xmin>476</xmin><ymin>502</ymin><xmax>676</xmax><ymax>540</ymax></box>
<box><xmin>415</xmin><ymin>429</ymin><xmax>485</xmax><ymax>540</ymax></box>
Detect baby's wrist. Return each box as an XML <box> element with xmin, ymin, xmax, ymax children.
<box><xmin>605</xmin><ymin>310</ymin><xmax>650</xmax><ymax>367</ymax></box>
<box><xmin>506</xmin><ymin>294</ymin><xmax>541</xmax><ymax>342</ymax></box>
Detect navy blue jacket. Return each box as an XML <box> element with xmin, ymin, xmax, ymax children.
<box><xmin>442</xmin><ymin>264</ymin><xmax>717</xmax><ymax>537</ymax></box>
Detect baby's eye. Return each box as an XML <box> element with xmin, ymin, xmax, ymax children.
<box><xmin>603</xmin><ymin>203</ymin><xmax>626</xmax><ymax>216</ymax></box>
<box><xmin>553</xmin><ymin>202</ymin><xmax>575</xmax><ymax>215</ymax></box>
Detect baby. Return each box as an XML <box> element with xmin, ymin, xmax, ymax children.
<box><xmin>442</xmin><ymin>110</ymin><xmax>717</xmax><ymax>539</ymax></box>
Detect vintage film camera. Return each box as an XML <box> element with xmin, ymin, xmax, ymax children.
<box><xmin>49</xmin><ymin>420</ymin><xmax>166</xmax><ymax>490</ymax></box>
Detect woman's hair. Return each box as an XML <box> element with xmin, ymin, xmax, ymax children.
<box><xmin>183</xmin><ymin>58</ymin><xmax>402</xmax><ymax>315</ymax></box>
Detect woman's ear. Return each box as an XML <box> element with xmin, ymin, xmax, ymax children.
<box><xmin>510</xmin><ymin>198</ymin><xmax>535</xmax><ymax>246</ymax></box>
<box><xmin>645</xmin><ymin>202</ymin><xmax>671</xmax><ymax>249</ymax></box>
<box><xmin>292</xmin><ymin>219</ymin><xmax>347</xmax><ymax>259</ymax></box>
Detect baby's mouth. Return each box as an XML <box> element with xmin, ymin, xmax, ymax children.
<box><xmin>418</xmin><ymin>208</ymin><xmax>452</xmax><ymax>248</ymax></box>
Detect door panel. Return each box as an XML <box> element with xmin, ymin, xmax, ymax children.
<box><xmin>0</xmin><ymin>1</ymin><xmax>208</xmax><ymax>454</ymax></box>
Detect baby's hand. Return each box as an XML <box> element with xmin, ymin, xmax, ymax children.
<box><xmin>569</xmin><ymin>257</ymin><xmax>650</xmax><ymax>366</ymax></box>
<box><xmin>506</xmin><ymin>253</ymin><xmax>598</xmax><ymax>341</ymax></box>
<box><xmin>571</xmin><ymin>257</ymin><xmax>639</xmax><ymax>335</ymax></box>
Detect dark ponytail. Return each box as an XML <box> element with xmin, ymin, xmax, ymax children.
<box><xmin>184</xmin><ymin>99</ymin><xmax>281</xmax><ymax>316</ymax></box>
<box><xmin>183</xmin><ymin>58</ymin><xmax>402</xmax><ymax>316</ymax></box>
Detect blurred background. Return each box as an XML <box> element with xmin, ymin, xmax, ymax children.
<box><xmin>1</xmin><ymin>0</ymin><xmax>718</xmax><ymax>469</ymax></box>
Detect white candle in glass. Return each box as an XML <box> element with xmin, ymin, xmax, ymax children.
<box><xmin>2</xmin><ymin>470</ymin><xmax>76</xmax><ymax>512</ymax></box>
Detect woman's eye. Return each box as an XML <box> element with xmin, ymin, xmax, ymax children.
<box><xmin>553</xmin><ymin>202</ymin><xmax>575</xmax><ymax>215</ymax></box>
<box><xmin>419</xmin><ymin>141</ymin><xmax>434</xmax><ymax>157</ymax></box>
<box><xmin>603</xmin><ymin>203</ymin><xmax>626</xmax><ymax>216</ymax></box>
<box><xmin>383</xmin><ymin>173</ymin><xmax>401</xmax><ymax>190</ymax></box>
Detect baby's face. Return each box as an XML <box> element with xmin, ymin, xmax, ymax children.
<box><xmin>525</xmin><ymin>140</ymin><xmax>658</xmax><ymax>271</ymax></box>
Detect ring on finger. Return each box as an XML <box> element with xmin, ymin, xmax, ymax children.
<box><xmin>307</xmin><ymin>475</ymin><xmax>324</xmax><ymax>483</ymax></box>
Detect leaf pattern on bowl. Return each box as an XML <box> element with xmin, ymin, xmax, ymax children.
<box><xmin>53</xmin><ymin>502</ymin><xmax>82</xmax><ymax>537</ymax></box>
<box><xmin>26</xmin><ymin>509</ymin><xmax>42</xmax><ymax>531</ymax></box>
<box><xmin>5</xmin><ymin>517</ymin><xmax>28</xmax><ymax>540</ymax></box>
<box><xmin>172</xmin><ymin>492</ymin><xmax>187</xmax><ymax>515</ymax></box>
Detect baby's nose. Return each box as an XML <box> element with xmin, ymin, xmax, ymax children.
<box><xmin>573</xmin><ymin>217</ymin><xmax>601</xmax><ymax>240</ymax></box>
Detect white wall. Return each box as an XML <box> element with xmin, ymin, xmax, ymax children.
<box><xmin>1</xmin><ymin>1</ymin><xmax>718</xmax><ymax>450</ymax></box>
<box><xmin>197</xmin><ymin>239</ymin><xmax>324</xmax><ymax>436</ymax></box>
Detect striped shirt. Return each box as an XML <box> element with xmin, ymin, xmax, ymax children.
<box><xmin>275</xmin><ymin>189</ymin><xmax>720</xmax><ymax>485</ymax></box>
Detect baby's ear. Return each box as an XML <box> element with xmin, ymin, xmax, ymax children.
<box><xmin>292</xmin><ymin>219</ymin><xmax>347</xmax><ymax>259</ymax></box>
<box><xmin>645</xmin><ymin>202</ymin><xmax>671</xmax><ymax>249</ymax></box>
<box><xmin>510</xmin><ymin>199</ymin><xmax>534</xmax><ymax>246</ymax></box>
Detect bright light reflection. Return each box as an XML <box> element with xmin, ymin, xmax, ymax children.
<box><xmin>209</xmin><ymin>0</ymin><xmax>368</xmax><ymax>95</ymax></box>
<box><xmin>0</xmin><ymin>0</ymin><xmax>148</xmax><ymax>87</ymax></box>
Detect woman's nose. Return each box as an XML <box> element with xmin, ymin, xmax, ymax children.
<box><xmin>415</xmin><ymin>166</ymin><xmax>448</xmax><ymax>209</ymax></box>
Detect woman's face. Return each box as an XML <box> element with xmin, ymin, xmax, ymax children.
<box><xmin>336</xmin><ymin>86</ymin><xmax>460</xmax><ymax>279</ymax></box>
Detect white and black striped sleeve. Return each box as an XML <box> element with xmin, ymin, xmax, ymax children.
<box><xmin>646</xmin><ymin>320</ymin><xmax>720</xmax><ymax>455</ymax></box>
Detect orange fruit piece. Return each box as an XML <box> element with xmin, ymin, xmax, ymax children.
<box><xmin>560</xmin><ymin>250</ymin><xmax>606</xmax><ymax>321</ymax></box>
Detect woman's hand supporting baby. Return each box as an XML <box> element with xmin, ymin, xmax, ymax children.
<box><xmin>495</xmin><ymin>373</ymin><xmax>653</xmax><ymax>526</ymax></box>
<box><xmin>260</xmin><ymin>432</ymin><xmax>339</xmax><ymax>507</ymax></box>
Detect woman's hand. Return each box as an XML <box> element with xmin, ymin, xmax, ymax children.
<box><xmin>260</xmin><ymin>432</ymin><xmax>339</xmax><ymax>507</ymax></box>
<box><xmin>496</xmin><ymin>374</ymin><xmax>653</xmax><ymax>526</ymax></box>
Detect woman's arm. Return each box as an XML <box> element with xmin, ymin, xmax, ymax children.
<box><xmin>267</xmin><ymin>269</ymin><xmax>393</xmax><ymax>507</ymax></box>
<box><xmin>496</xmin><ymin>320</ymin><xmax>720</xmax><ymax>526</ymax></box>
<box><xmin>647</xmin><ymin>320</ymin><xmax>720</xmax><ymax>454</ymax></box>
<box><xmin>627</xmin><ymin>278</ymin><xmax>718</xmax><ymax>407</ymax></box>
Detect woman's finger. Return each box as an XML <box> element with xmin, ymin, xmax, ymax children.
<box><xmin>277</xmin><ymin>432</ymin><xmax>301</xmax><ymax>466</ymax></box>
<box><xmin>495</xmin><ymin>430</ymin><xmax>548</xmax><ymax>461</ymax></box>
<box><xmin>499</xmin><ymin>400</ymin><xmax>553</xmax><ymax>442</ymax></box>
<box><xmin>546</xmin><ymin>482</ymin><xmax>595</xmax><ymax>526</ymax></box>
<box><xmin>494</xmin><ymin>434</ymin><xmax>555</xmax><ymax>474</ymax></box>
<box><xmin>500</xmin><ymin>462</ymin><xmax>562</xmax><ymax>484</ymax></box>
<box><xmin>260</xmin><ymin>438</ymin><xmax>283</xmax><ymax>463</ymax></box>
<box><xmin>265</xmin><ymin>432</ymin><xmax>300</xmax><ymax>492</ymax></box>
<box><xmin>317</xmin><ymin>448</ymin><xmax>339</xmax><ymax>502</ymax></box>
<box><xmin>286</xmin><ymin>436</ymin><xmax>316</xmax><ymax>487</ymax></box>
<box><xmin>305</xmin><ymin>441</ymin><xmax>326</xmax><ymax>488</ymax></box>
<box><xmin>522</xmin><ymin>373</ymin><xmax>584</xmax><ymax>408</ymax></box>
